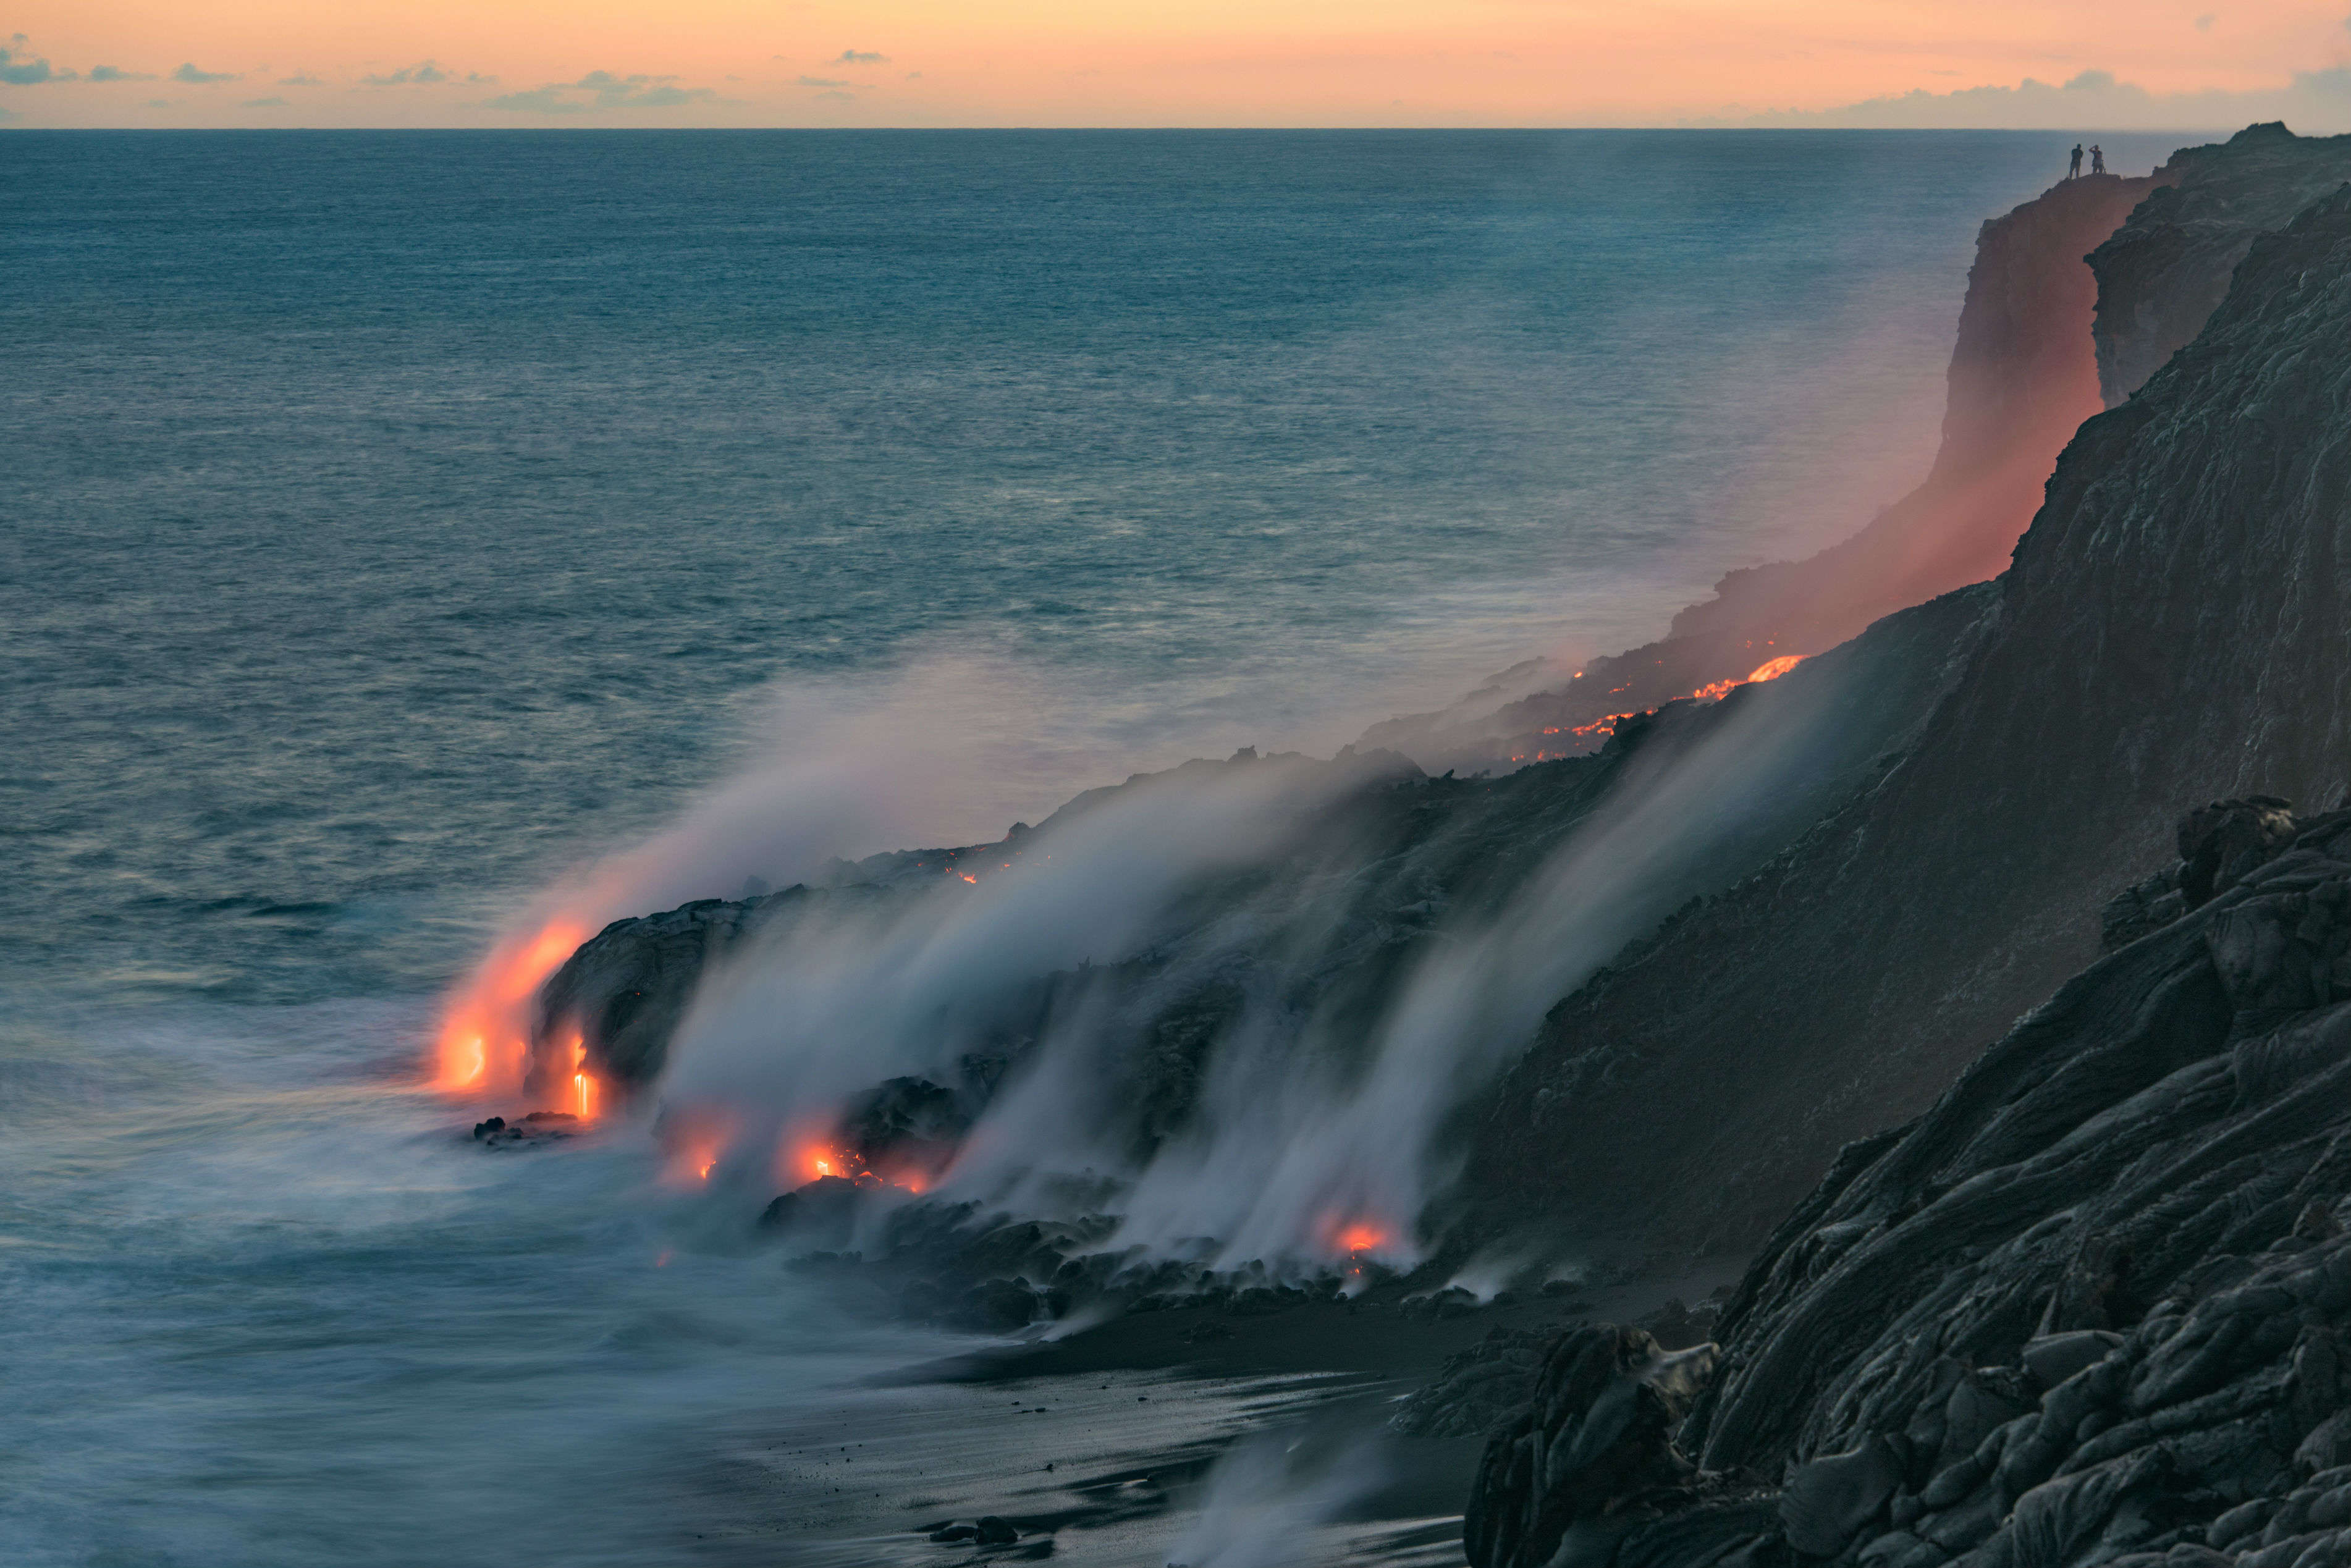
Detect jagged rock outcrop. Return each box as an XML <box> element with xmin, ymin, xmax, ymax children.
<box><xmin>2103</xmin><ymin>798</ymin><xmax>2303</xmax><ymax>951</ymax></box>
<box><xmin>2091</xmin><ymin>124</ymin><xmax>2351</xmax><ymax>407</ymax></box>
<box><xmin>1466</xmin><ymin>805</ymin><xmax>2351</xmax><ymax>1567</ymax></box>
<box><xmin>1360</xmin><ymin>169</ymin><xmax>2159</xmax><ymax>774</ymax></box>
<box><xmin>1463</xmin><ymin>1326</ymin><xmax>1763</xmax><ymax>1567</ymax></box>
<box><xmin>533</xmin><ymin>892</ymin><xmax>785</xmax><ymax>1085</ymax></box>
<box><xmin>1469</xmin><ymin>171</ymin><xmax>2351</xmax><ymax>1258</ymax></box>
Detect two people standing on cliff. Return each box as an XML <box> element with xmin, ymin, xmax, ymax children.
<box><xmin>2067</xmin><ymin>143</ymin><xmax>2107</xmax><ymax>179</ymax></box>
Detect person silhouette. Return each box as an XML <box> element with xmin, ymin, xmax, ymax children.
<box><xmin>2068</xmin><ymin>143</ymin><xmax>2083</xmax><ymax>179</ymax></box>
<box><xmin>2090</xmin><ymin>145</ymin><xmax>2106</xmax><ymax>175</ymax></box>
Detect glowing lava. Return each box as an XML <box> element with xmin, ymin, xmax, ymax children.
<box><xmin>1692</xmin><ymin>653</ymin><xmax>1809</xmax><ymax>705</ymax></box>
<box><xmin>1335</xmin><ymin>1221</ymin><xmax>1388</xmax><ymax>1255</ymax></box>
<box><xmin>431</xmin><ymin>916</ymin><xmax>591</xmax><ymax>1094</ymax></box>
<box><xmin>780</xmin><ymin>1135</ymin><xmax>934</xmax><ymax>1195</ymax></box>
<box><xmin>568</xmin><ymin>1037</ymin><xmax>600</xmax><ymax>1123</ymax></box>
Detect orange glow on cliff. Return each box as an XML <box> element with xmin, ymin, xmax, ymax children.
<box><xmin>431</xmin><ymin>916</ymin><xmax>591</xmax><ymax>1094</ymax></box>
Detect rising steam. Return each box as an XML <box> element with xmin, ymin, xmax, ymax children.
<box><xmin>473</xmin><ymin>640</ymin><xmax>1870</xmax><ymax>1277</ymax></box>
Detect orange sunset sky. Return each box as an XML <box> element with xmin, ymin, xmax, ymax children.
<box><xmin>4</xmin><ymin>1</ymin><xmax>2350</xmax><ymax>129</ymax></box>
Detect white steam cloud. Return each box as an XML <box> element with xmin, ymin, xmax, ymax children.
<box><xmin>622</xmin><ymin>643</ymin><xmax>1865</xmax><ymax>1274</ymax></box>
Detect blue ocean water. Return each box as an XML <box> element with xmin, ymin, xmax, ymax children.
<box><xmin>0</xmin><ymin>129</ymin><xmax>2187</xmax><ymax>1565</ymax></box>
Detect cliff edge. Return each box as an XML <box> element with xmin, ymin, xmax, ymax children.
<box><xmin>1469</xmin><ymin>161</ymin><xmax>2351</xmax><ymax>1258</ymax></box>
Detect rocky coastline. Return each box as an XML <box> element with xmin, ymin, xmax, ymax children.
<box><xmin>492</xmin><ymin>127</ymin><xmax>2351</xmax><ymax>1563</ymax></box>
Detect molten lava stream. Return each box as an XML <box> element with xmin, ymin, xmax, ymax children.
<box><xmin>429</xmin><ymin>916</ymin><xmax>589</xmax><ymax>1096</ymax></box>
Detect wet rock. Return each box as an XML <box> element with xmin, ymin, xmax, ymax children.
<box><xmin>840</xmin><ymin>1076</ymin><xmax>969</xmax><ymax>1181</ymax></box>
<box><xmin>758</xmin><ymin>1175</ymin><xmax>884</xmax><ymax>1250</ymax></box>
<box><xmin>964</xmin><ymin>1278</ymin><xmax>1041</xmax><ymax>1335</ymax></box>
<box><xmin>1463</xmin><ymin>795</ymin><xmax>2351</xmax><ymax>1561</ymax></box>
<box><xmin>974</xmin><ymin>1515</ymin><xmax>1018</xmax><ymax>1545</ymax></box>
<box><xmin>2180</xmin><ymin>798</ymin><xmax>2302</xmax><ymax>910</ymax></box>
<box><xmin>471</xmin><ymin>1110</ymin><xmax>578</xmax><ymax>1149</ymax></box>
<box><xmin>2024</xmin><ymin>1330</ymin><xmax>2126</xmax><ymax>1390</ymax></box>
<box><xmin>1392</xmin><ymin>1325</ymin><xmax>1563</xmax><ymax>1439</ymax></box>
<box><xmin>2104</xmin><ymin>867</ymin><xmax>2188</xmax><ymax>951</ymax></box>
<box><xmin>1781</xmin><ymin>1435</ymin><xmax>1906</xmax><ymax>1557</ymax></box>
<box><xmin>1462</xmin><ymin>1326</ymin><xmax>1729</xmax><ymax>1568</ymax></box>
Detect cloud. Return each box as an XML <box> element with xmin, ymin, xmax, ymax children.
<box><xmin>484</xmin><ymin>70</ymin><xmax>720</xmax><ymax>114</ymax></box>
<box><xmin>796</xmin><ymin>75</ymin><xmax>850</xmax><ymax>88</ymax></box>
<box><xmin>145</xmin><ymin>98</ymin><xmax>172</xmax><ymax>107</ymax></box>
<box><xmin>89</xmin><ymin>65</ymin><xmax>156</xmax><ymax>82</ymax></box>
<box><xmin>278</xmin><ymin>74</ymin><xmax>321</xmax><ymax>86</ymax></box>
<box><xmin>0</xmin><ymin>40</ymin><xmax>74</xmax><ymax>84</ymax></box>
<box><xmin>2196</xmin><ymin>13</ymin><xmax>2218</xmax><ymax>29</ymax></box>
<box><xmin>0</xmin><ymin>101</ymin><xmax>15</xmax><ymax>121</ymax></box>
<box><xmin>360</xmin><ymin>60</ymin><xmax>493</xmax><ymax>87</ymax></box>
<box><xmin>241</xmin><ymin>96</ymin><xmax>287</xmax><ymax>108</ymax></box>
<box><xmin>834</xmin><ymin>49</ymin><xmax>887</xmax><ymax>64</ymax></box>
<box><xmin>171</xmin><ymin>62</ymin><xmax>237</xmax><ymax>84</ymax></box>
<box><xmin>1695</xmin><ymin>64</ymin><xmax>2351</xmax><ymax>132</ymax></box>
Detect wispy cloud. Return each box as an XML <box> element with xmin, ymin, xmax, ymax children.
<box><xmin>360</xmin><ymin>60</ymin><xmax>493</xmax><ymax>87</ymax></box>
<box><xmin>795</xmin><ymin>75</ymin><xmax>850</xmax><ymax>88</ymax></box>
<box><xmin>1</xmin><ymin>36</ymin><xmax>75</xmax><ymax>84</ymax></box>
<box><xmin>88</xmin><ymin>65</ymin><xmax>156</xmax><ymax>82</ymax></box>
<box><xmin>241</xmin><ymin>96</ymin><xmax>287</xmax><ymax>108</ymax></box>
<box><xmin>484</xmin><ymin>69</ymin><xmax>720</xmax><ymax>114</ymax></box>
<box><xmin>834</xmin><ymin>49</ymin><xmax>887</xmax><ymax>64</ymax></box>
<box><xmin>278</xmin><ymin>74</ymin><xmax>321</xmax><ymax>86</ymax></box>
<box><xmin>1695</xmin><ymin>65</ymin><xmax>2351</xmax><ymax>131</ymax></box>
<box><xmin>171</xmin><ymin>62</ymin><xmax>238</xmax><ymax>84</ymax></box>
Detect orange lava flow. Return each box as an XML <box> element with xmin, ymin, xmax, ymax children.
<box><xmin>431</xmin><ymin>916</ymin><xmax>591</xmax><ymax>1094</ymax></box>
<box><xmin>779</xmin><ymin>1135</ymin><xmax>935</xmax><ymax>1195</ymax></box>
<box><xmin>1690</xmin><ymin>654</ymin><xmax>1807</xmax><ymax>705</ymax></box>
<box><xmin>1335</xmin><ymin>1221</ymin><xmax>1388</xmax><ymax>1255</ymax></box>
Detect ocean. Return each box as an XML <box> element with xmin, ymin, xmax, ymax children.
<box><xmin>1</xmin><ymin>129</ymin><xmax>2185</xmax><ymax>1564</ymax></box>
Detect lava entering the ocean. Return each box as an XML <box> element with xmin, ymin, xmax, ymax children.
<box><xmin>432</xmin><ymin>917</ymin><xmax>591</xmax><ymax>1095</ymax></box>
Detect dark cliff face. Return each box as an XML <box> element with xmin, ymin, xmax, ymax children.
<box><xmin>1359</xmin><ymin>171</ymin><xmax>2157</xmax><ymax>775</ymax></box>
<box><xmin>1469</xmin><ymin>180</ymin><xmax>2351</xmax><ymax>1258</ymax></box>
<box><xmin>2091</xmin><ymin>122</ymin><xmax>2351</xmax><ymax>407</ymax></box>
<box><xmin>1465</xmin><ymin>810</ymin><xmax>2351</xmax><ymax>1567</ymax></box>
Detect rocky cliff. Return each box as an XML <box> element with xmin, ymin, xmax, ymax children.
<box><xmin>1360</xmin><ymin>169</ymin><xmax>2159</xmax><ymax>775</ymax></box>
<box><xmin>2091</xmin><ymin>124</ymin><xmax>2351</xmax><ymax>407</ymax></box>
<box><xmin>1461</xmin><ymin>798</ymin><xmax>2351</xmax><ymax>1567</ymax></box>
<box><xmin>1466</xmin><ymin>168</ymin><xmax>2351</xmax><ymax>1260</ymax></box>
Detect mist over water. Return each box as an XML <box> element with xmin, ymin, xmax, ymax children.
<box><xmin>0</xmin><ymin>129</ymin><xmax>2189</xmax><ymax>1562</ymax></box>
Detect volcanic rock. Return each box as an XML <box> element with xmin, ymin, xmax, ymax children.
<box><xmin>1465</xmin><ymin>806</ymin><xmax>2351</xmax><ymax>1567</ymax></box>
<box><xmin>1471</xmin><ymin>166</ymin><xmax>2351</xmax><ymax>1258</ymax></box>
<box><xmin>2090</xmin><ymin>124</ymin><xmax>2351</xmax><ymax>406</ymax></box>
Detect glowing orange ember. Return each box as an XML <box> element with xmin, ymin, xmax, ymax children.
<box><xmin>663</xmin><ymin>1124</ymin><xmax>732</xmax><ymax>1186</ymax></box>
<box><xmin>1336</xmin><ymin>1222</ymin><xmax>1387</xmax><ymax>1255</ymax></box>
<box><xmin>778</xmin><ymin>1134</ymin><xmax>935</xmax><ymax>1195</ymax></box>
<box><xmin>1745</xmin><ymin>654</ymin><xmax>1805</xmax><ymax>683</ymax></box>
<box><xmin>431</xmin><ymin>916</ymin><xmax>591</xmax><ymax>1094</ymax></box>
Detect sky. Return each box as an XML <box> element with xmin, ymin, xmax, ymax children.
<box><xmin>3</xmin><ymin>2</ymin><xmax>2350</xmax><ymax>129</ymax></box>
